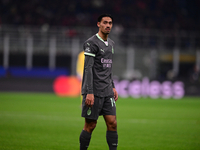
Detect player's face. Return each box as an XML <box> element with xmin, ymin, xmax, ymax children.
<box><xmin>97</xmin><ymin>17</ymin><xmax>113</xmax><ymax>35</ymax></box>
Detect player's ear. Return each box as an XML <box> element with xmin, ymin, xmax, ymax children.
<box><xmin>97</xmin><ymin>22</ymin><xmax>100</xmax><ymax>27</ymax></box>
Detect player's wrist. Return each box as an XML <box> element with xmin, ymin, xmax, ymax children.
<box><xmin>87</xmin><ymin>91</ymin><xmax>94</xmax><ymax>94</ymax></box>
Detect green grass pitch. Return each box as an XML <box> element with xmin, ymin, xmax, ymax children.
<box><xmin>0</xmin><ymin>92</ymin><xmax>200</xmax><ymax>150</ymax></box>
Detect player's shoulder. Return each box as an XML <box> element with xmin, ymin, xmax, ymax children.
<box><xmin>84</xmin><ymin>35</ymin><xmax>97</xmax><ymax>46</ymax></box>
<box><xmin>83</xmin><ymin>35</ymin><xmax>99</xmax><ymax>55</ymax></box>
<box><xmin>108</xmin><ymin>37</ymin><xmax>115</xmax><ymax>45</ymax></box>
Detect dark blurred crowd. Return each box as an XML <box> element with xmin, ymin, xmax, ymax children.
<box><xmin>0</xmin><ymin>0</ymin><xmax>200</xmax><ymax>30</ymax></box>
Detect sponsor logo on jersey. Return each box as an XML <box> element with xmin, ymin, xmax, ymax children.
<box><xmin>101</xmin><ymin>58</ymin><xmax>112</xmax><ymax>68</ymax></box>
<box><xmin>101</xmin><ymin>58</ymin><xmax>112</xmax><ymax>63</ymax></box>
<box><xmin>100</xmin><ymin>49</ymin><xmax>105</xmax><ymax>53</ymax></box>
<box><xmin>85</xmin><ymin>47</ymin><xmax>90</xmax><ymax>52</ymax></box>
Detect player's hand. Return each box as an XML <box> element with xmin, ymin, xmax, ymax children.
<box><xmin>85</xmin><ymin>94</ymin><xmax>94</xmax><ymax>107</ymax></box>
<box><xmin>113</xmin><ymin>88</ymin><xmax>118</xmax><ymax>101</ymax></box>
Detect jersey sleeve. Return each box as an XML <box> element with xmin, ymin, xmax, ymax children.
<box><xmin>110</xmin><ymin>73</ymin><xmax>115</xmax><ymax>88</ymax></box>
<box><xmin>84</xmin><ymin>55</ymin><xmax>94</xmax><ymax>94</ymax></box>
<box><xmin>83</xmin><ymin>41</ymin><xmax>97</xmax><ymax>57</ymax></box>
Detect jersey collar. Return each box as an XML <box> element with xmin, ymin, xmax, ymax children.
<box><xmin>96</xmin><ymin>33</ymin><xmax>108</xmax><ymax>46</ymax></box>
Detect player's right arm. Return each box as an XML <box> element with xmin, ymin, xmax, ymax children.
<box><xmin>85</xmin><ymin>94</ymin><xmax>94</xmax><ymax>107</ymax></box>
<box><xmin>83</xmin><ymin>41</ymin><xmax>97</xmax><ymax>107</ymax></box>
<box><xmin>84</xmin><ymin>55</ymin><xmax>95</xmax><ymax>107</ymax></box>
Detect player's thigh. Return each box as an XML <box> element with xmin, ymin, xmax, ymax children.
<box><xmin>100</xmin><ymin>96</ymin><xmax>116</xmax><ymax>116</ymax></box>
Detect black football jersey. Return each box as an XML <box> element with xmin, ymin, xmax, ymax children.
<box><xmin>81</xmin><ymin>33</ymin><xmax>115</xmax><ymax>97</ymax></box>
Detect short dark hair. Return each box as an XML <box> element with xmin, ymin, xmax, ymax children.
<box><xmin>97</xmin><ymin>14</ymin><xmax>113</xmax><ymax>22</ymax></box>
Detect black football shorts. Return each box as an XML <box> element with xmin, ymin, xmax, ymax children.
<box><xmin>81</xmin><ymin>95</ymin><xmax>116</xmax><ymax>120</ymax></box>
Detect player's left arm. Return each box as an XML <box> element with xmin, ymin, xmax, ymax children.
<box><xmin>111</xmin><ymin>73</ymin><xmax>118</xmax><ymax>101</ymax></box>
<box><xmin>111</xmin><ymin>42</ymin><xmax>118</xmax><ymax>101</ymax></box>
<box><xmin>113</xmin><ymin>88</ymin><xmax>118</xmax><ymax>101</ymax></box>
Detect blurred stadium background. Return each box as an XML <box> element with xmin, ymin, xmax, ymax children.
<box><xmin>0</xmin><ymin>1</ymin><xmax>200</xmax><ymax>150</ymax></box>
<box><xmin>0</xmin><ymin>0</ymin><xmax>200</xmax><ymax>96</ymax></box>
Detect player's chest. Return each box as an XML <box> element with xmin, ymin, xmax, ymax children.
<box><xmin>97</xmin><ymin>44</ymin><xmax>113</xmax><ymax>57</ymax></box>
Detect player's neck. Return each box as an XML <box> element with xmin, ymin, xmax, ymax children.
<box><xmin>98</xmin><ymin>31</ymin><xmax>108</xmax><ymax>41</ymax></box>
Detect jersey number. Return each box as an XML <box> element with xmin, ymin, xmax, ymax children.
<box><xmin>110</xmin><ymin>98</ymin><xmax>116</xmax><ymax>107</ymax></box>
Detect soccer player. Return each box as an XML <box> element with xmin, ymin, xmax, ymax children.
<box><xmin>79</xmin><ymin>14</ymin><xmax>118</xmax><ymax>150</ymax></box>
